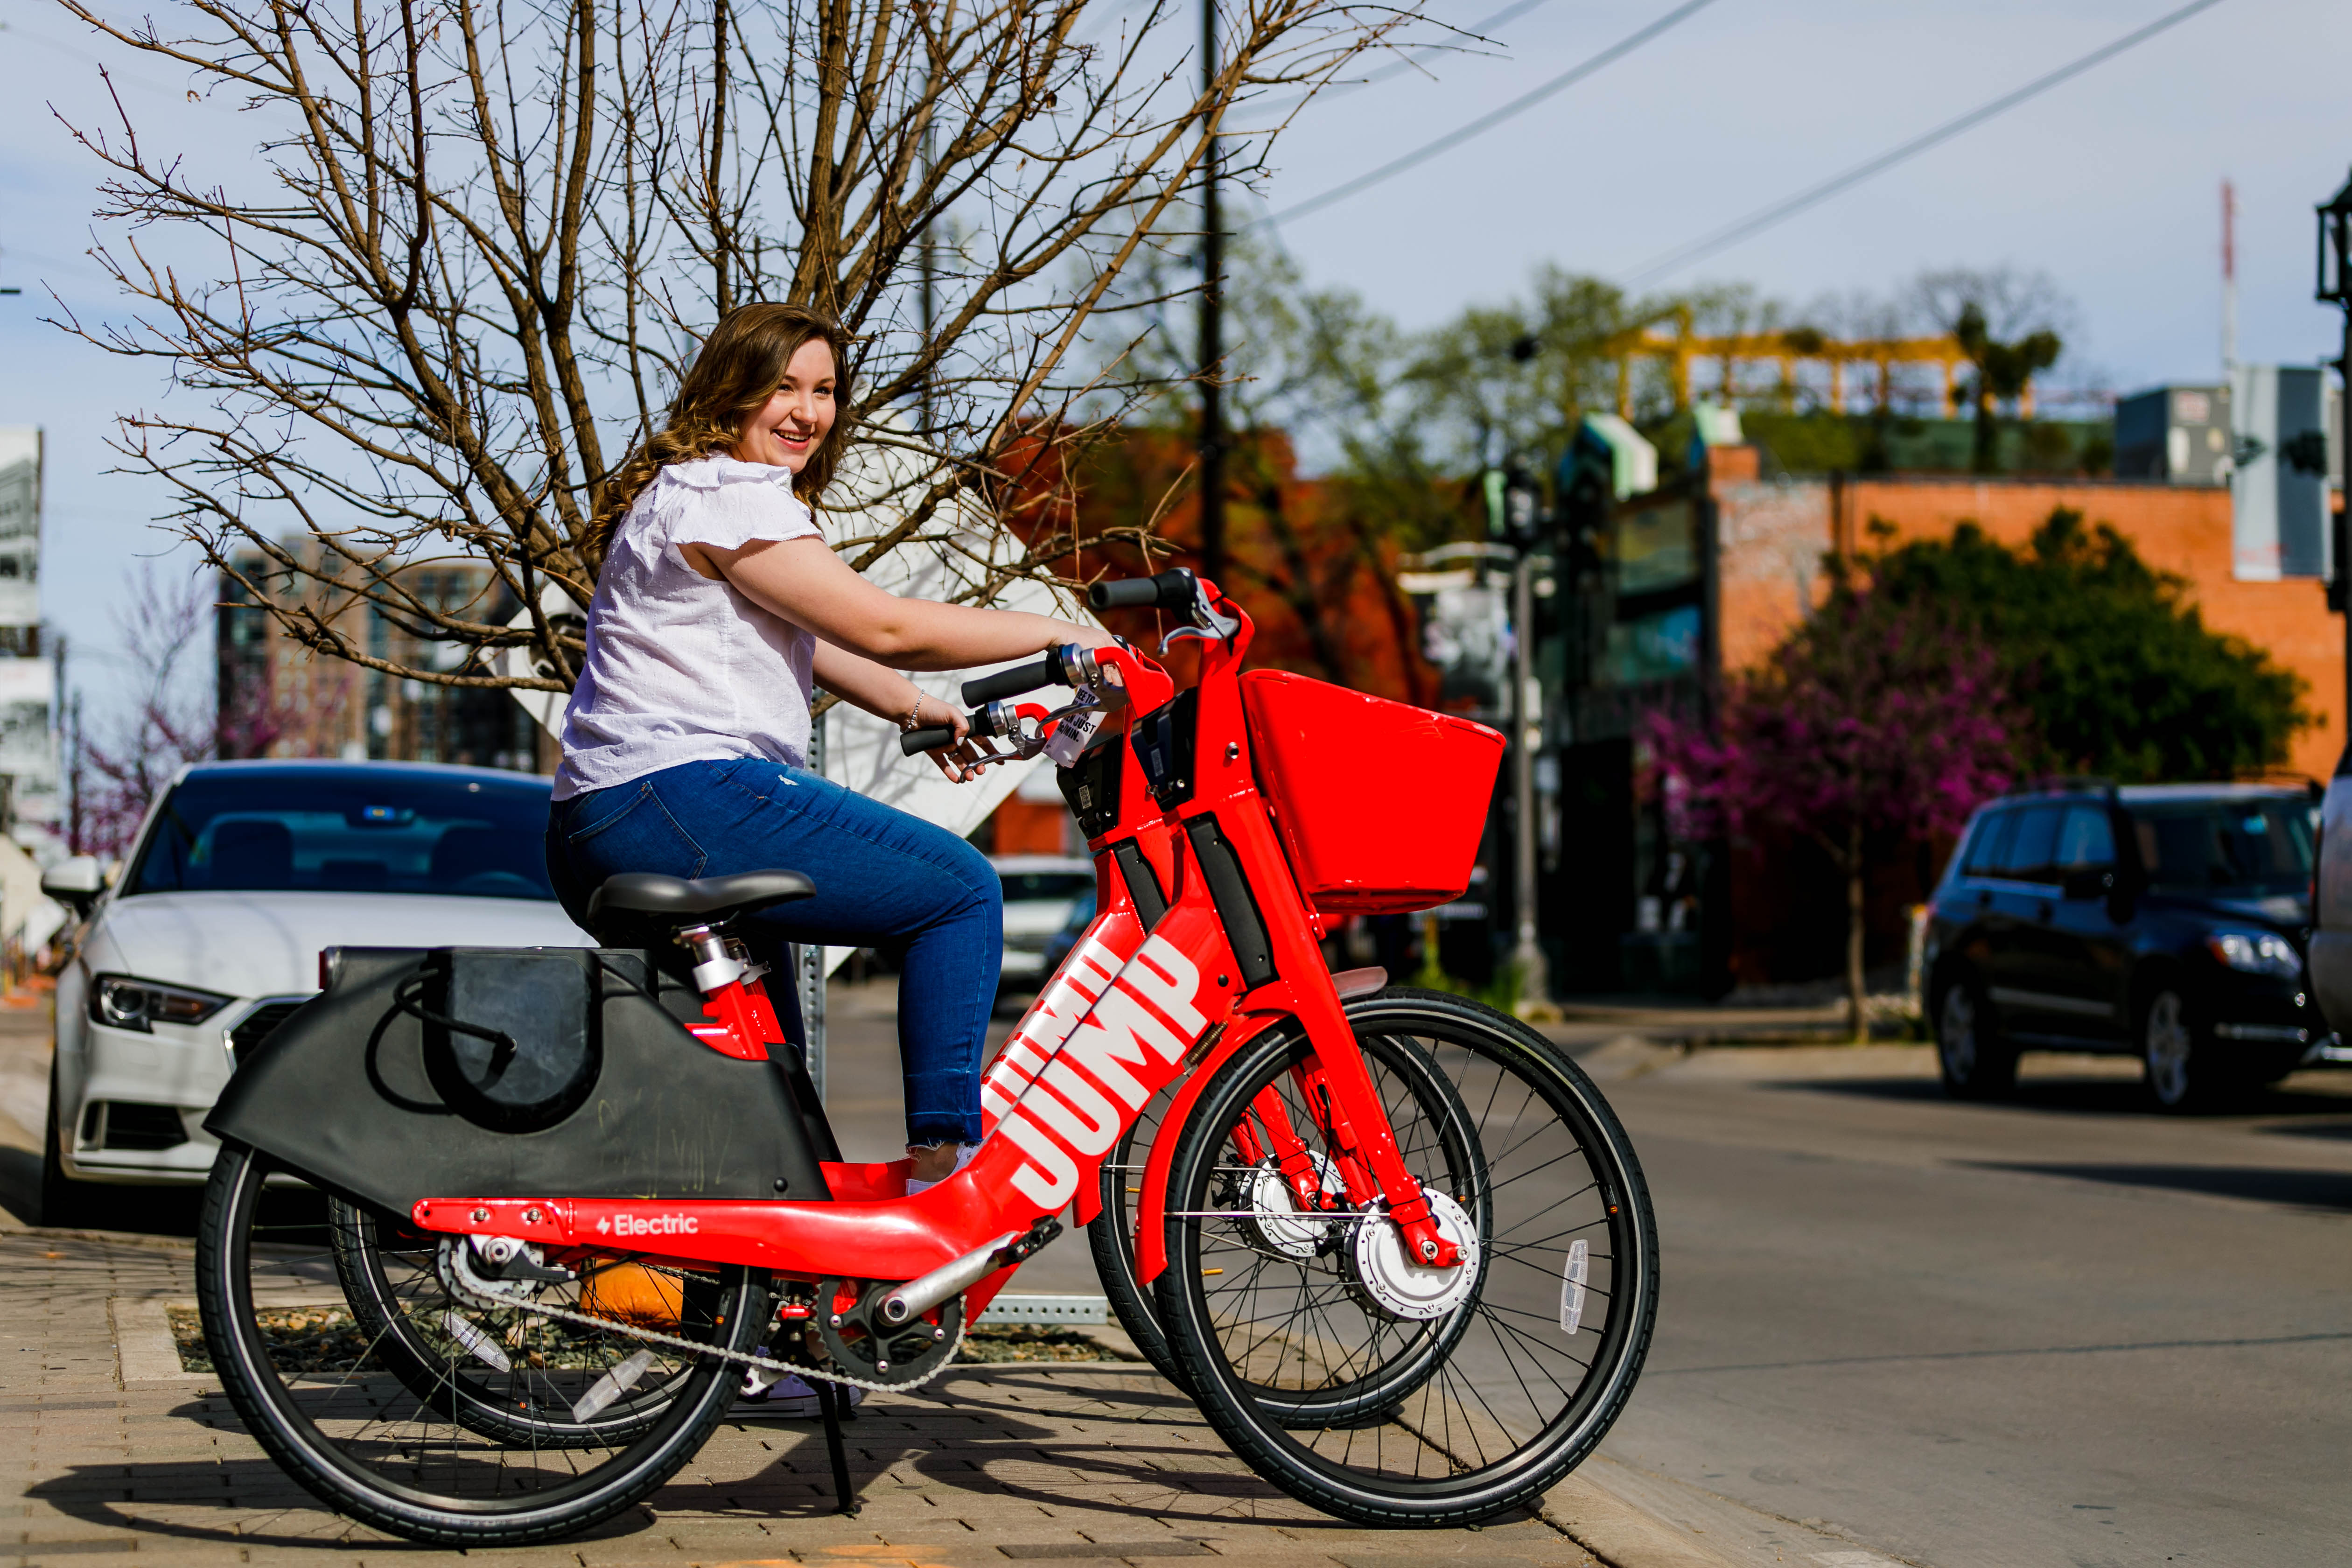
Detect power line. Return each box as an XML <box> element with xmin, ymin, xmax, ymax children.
<box><xmin>1621</xmin><ymin>0</ymin><xmax>2230</xmax><ymax>288</ymax></box>
<box><xmin>1253</xmin><ymin>0</ymin><xmax>1725</xmax><ymax>232</ymax></box>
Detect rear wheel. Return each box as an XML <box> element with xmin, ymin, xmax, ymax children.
<box><xmin>1086</xmin><ymin>1081</ymin><xmax>1185</xmax><ymax>1384</ymax></box>
<box><xmin>1157</xmin><ymin>990</ymin><xmax>1657</xmax><ymax>1526</ymax></box>
<box><xmin>329</xmin><ymin>1199</ymin><xmax>695</xmax><ymax>1449</ymax></box>
<box><xmin>1935</xmin><ymin>975</ymin><xmax>2016</xmax><ymax>1100</ymax></box>
<box><xmin>198</xmin><ymin>1142</ymin><xmax>762</xmax><ymax>1545</ymax></box>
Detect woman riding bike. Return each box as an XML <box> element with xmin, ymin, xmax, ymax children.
<box><xmin>546</xmin><ymin>301</ymin><xmax>1113</xmax><ymax>1199</ymax></box>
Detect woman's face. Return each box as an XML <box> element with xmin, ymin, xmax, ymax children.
<box><xmin>734</xmin><ymin>337</ymin><xmax>838</xmax><ymax>471</ymax></box>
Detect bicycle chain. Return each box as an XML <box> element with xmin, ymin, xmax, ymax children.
<box><xmin>444</xmin><ymin>1266</ymin><xmax>969</xmax><ymax>1398</ymax></box>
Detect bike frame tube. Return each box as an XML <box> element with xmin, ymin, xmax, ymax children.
<box><xmin>410</xmin><ymin>580</ymin><xmax>1459</xmax><ymax>1288</ymax></box>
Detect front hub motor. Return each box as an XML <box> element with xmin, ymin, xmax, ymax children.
<box><xmin>1246</xmin><ymin>1154</ymin><xmax>1343</xmax><ymax>1260</ymax></box>
<box><xmin>1349</xmin><ymin>1191</ymin><xmax>1481</xmax><ymax>1322</ymax></box>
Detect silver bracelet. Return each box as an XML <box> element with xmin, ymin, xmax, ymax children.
<box><xmin>900</xmin><ymin>699</ymin><xmax>925</xmax><ymax>731</ymax></box>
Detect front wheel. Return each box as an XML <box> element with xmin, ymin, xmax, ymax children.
<box><xmin>2141</xmin><ymin>986</ymin><xmax>2230</xmax><ymax>1113</ymax></box>
<box><xmin>1935</xmin><ymin>975</ymin><xmax>2016</xmax><ymax>1100</ymax></box>
<box><xmin>197</xmin><ymin>1142</ymin><xmax>763</xmax><ymax>1546</ymax></box>
<box><xmin>1156</xmin><ymin>990</ymin><xmax>1658</xmax><ymax>1526</ymax></box>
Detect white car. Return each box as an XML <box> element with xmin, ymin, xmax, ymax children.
<box><xmin>993</xmin><ymin>854</ymin><xmax>1097</xmax><ymax>988</ymax></box>
<box><xmin>43</xmin><ymin>760</ymin><xmax>592</xmax><ymax>1219</ymax></box>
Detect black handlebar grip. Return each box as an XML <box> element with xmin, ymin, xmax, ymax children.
<box><xmin>960</xmin><ymin>653</ymin><xmax>1066</xmax><ymax>707</ymax></box>
<box><xmin>898</xmin><ymin>726</ymin><xmax>958</xmax><ymax>756</ymax></box>
<box><xmin>1088</xmin><ymin>568</ymin><xmax>1196</xmax><ymax>613</ymax></box>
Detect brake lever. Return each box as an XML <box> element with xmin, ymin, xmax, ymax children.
<box><xmin>1162</xmin><ymin>579</ymin><xmax>1240</xmax><ymax>652</ymax></box>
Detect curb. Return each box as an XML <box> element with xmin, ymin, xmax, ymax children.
<box><xmin>1543</xmin><ymin>1470</ymin><xmax>1744</xmax><ymax>1568</ymax></box>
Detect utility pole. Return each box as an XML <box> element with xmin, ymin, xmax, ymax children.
<box><xmin>2221</xmin><ymin>178</ymin><xmax>2238</xmax><ymax>375</ymax></box>
<box><xmin>1509</xmin><ymin>550</ymin><xmax>1550</xmax><ymax>1014</ymax></box>
<box><xmin>2316</xmin><ymin>169</ymin><xmax>2352</xmax><ymax>722</ymax></box>
<box><xmin>1197</xmin><ymin>0</ymin><xmax>1226</xmax><ymax>586</ymax></box>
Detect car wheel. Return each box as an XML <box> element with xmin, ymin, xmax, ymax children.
<box><xmin>40</xmin><ymin>1058</ymin><xmax>97</xmax><ymax>1230</ymax></box>
<box><xmin>1935</xmin><ymin>975</ymin><xmax>2016</xmax><ymax>1099</ymax></box>
<box><xmin>2140</xmin><ymin>987</ymin><xmax>2227</xmax><ymax>1113</ymax></box>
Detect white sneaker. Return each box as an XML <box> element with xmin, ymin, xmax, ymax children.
<box><xmin>733</xmin><ymin>1369</ymin><xmax>862</xmax><ymax>1420</ymax></box>
<box><xmin>905</xmin><ymin>1141</ymin><xmax>980</xmax><ymax>1195</ymax></box>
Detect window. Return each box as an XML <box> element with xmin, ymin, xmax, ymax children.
<box><xmin>1998</xmin><ymin>805</ymin><xmax>2065</xmax><ymax>883</ymax></box>
<box><xmin>1961</xmin><ymin>811</ymin><xmax>2015</xmax><ymax>876</ymax></box>
<box><xmin>2130</xmin><ymin>797</ymin><xmax>2315</xmax><ymax>895</ymax></box>
<box><xmin>999</xmin><ymin>872</ymin><xmax>1095</xmax><ymax>903</ymax></box>
<box><xmin>2054</xmin><ymin>805</ymin><xmax>2116</xmax><ymax>871</ymax></box>
<box><xmin>127</xmin><ymin>769</ymin><xmax>557</xmax><ymax>901</ymax></box>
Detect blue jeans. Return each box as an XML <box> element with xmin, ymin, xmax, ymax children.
<box><xmin>545</xmin><ymin>757</ymin><xmax>999</xmax><ymax>1146</ymax></box>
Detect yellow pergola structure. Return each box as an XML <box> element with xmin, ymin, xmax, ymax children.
<box><xmin>1594</xmin><ymin>308</ymin><xmax>2017</xmax><ymax>422</ymax></box>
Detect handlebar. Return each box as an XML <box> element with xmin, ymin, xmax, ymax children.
<box><xmin>897</xmin><ymin>697</ymin><xmax>1030</xmax><ymax>757</ymax></box>
<box><xmin>961</xmin><ymin>652</ymin><xmax>1068</xmax><ymax>707</ymax></box>
<box><xmin>1089</xmin><ymin>568</ymin><xmax>1196</xmax><ymax>613</ymax></box>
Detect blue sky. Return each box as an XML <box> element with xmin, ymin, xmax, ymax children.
<box><xmin>3</xmin><ymin>0</ymin><xmax>2347</xmax><ymax>722</ymax></box>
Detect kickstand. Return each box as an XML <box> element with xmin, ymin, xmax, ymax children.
<box><xmin>814</xmin><ymin>1379</ymin><xmax>859</xmax><ymax>1516</ymax></box>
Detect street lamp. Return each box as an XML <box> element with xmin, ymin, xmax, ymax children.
<box><xmin>2316</xmin><ymin>167</ymin><xmax>2352</xmax><ymax>708</ymax></box>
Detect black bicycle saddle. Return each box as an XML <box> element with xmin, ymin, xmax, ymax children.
<box><xmin>587</xmin><ymin>869</ymin><xmax>817</xmax><ymax>926</ymax></box>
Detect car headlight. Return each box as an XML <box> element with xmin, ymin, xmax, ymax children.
<box><xmin>2204</xmin><ymin>931</ymin><xmax>2302</xmax><ymax>979</ymax></box>
<box><xmin>91</xmin><ymin>973</ymin><xmax>234</xmax><ymax>1032</ymax></box>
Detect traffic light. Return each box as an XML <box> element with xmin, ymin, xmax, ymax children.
<box><xmin>1484</xmin><ymin>462</ymin><xmax>1542</xmax><ymax>548</ymax></box>
<box><xmin>1554</xmin><ymin>422</ymin><xmax>1614</xmax><ymax>570</ymax></box>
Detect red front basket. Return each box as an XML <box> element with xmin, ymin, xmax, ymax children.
<box><xmin>1240</xmin><ymin>670</ymin><xmax>1505</xmax><ymax>917</ymax></box>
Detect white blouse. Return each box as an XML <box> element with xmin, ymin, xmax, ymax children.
<box><xmin>553</xmin><ymin>457</ymin><xmax>822</xmax><ymax>800</ymax></box>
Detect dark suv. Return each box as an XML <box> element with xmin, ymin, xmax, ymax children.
<box><xmin>1925</xmin><ymin>783</ymin><xmax>2322</xmax><ymax>1111</ymax></box>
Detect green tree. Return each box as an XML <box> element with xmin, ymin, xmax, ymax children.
<box><xmin>1854</xmin><ymin>511</ymin><xmax>2312</xmax><ymax>781</ymax></box>
<box><xmin>1910</xmin><ymin>268</ymin><xmax>2072</xmax><ymax>476</ymax></box>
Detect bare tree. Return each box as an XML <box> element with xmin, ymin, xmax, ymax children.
<box><xmin>80</xmin><ymin>565</ymin><xmax>287</xmax><ymax>857</ymax></box>
<box><xmin>47</xmin><ymin>0</ymin><xmax>1434</xmax><ymax>695</ymax></box>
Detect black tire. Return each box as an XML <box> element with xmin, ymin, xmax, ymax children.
<box><xmin>329</xmin><ymin>1199</ymin><xmax>694</xmax><ymax>1449</ymax></box>
<box><xmin>1934</xmin><ymin>973</ymin><xmax>2016</xmax><ymax>1100</ymax></box>
<box><xmin>1089</xmin><ymin>1001</ymin><xmax>1488</xmax><ymax>1424</ymax></box>
<box><xmin>1156</xmin><ymin>990</ymin><xmax>1658</xmax><ymax>1526</ymax></box>
<box><xmin>198</xmin><ymin>1141</ymin><xmax>763</xmax><ymax>1545</ymax></box>
<box><xmin>40</xmin><ymin>1058</ymin><xmax>98</xmax><ymax>1230</ymax></box>
<box><xmin>1086</xmin><ymin>1080</ymin><xmax>1187</xmax><ymax>1386</ymax></box>
<box><xmin>2139</xmin><ymin>984</ymin><xmax>2232</xmax><ymax>1113</ymax></box>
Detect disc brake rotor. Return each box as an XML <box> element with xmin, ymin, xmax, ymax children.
<box><xmin>1247</xmin><ymin>1153</ymin><xmax>1343</xmax><ymax>1260</ymax></box>
<box><xmin>1349</xmin><ymin>1190</ymin><xmax>1480</xmax><ymax>1322</ymax></box>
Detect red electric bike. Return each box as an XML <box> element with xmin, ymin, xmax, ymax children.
<box><xmin>194</xmin><ymin>569</ymin><xmax>1658</xmax><ymax>1542</ymax></box>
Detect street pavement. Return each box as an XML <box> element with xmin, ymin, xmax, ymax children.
<box><xmin>6</xmin><ymin>982</ymin><xmax>2348</xmax><ymax>1566</ymax></box>
<box><xmin>1583</xmin><ymin>1035</ymin><xmax>2352</xmax><ymax>1568</ymax></box>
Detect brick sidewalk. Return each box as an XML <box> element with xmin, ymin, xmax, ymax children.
<box><xmin>1</xmin><ymin>1218</ymin><xmax>1623</xmax><ymax>1568</ymax></box>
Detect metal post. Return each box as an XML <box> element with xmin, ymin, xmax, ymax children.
<box><xmin>2340</xmin><ymin>311</ymin><xmax>2352</xmax><ymax>723</ymax></box>
<box><xmin>798</xmin><ymin>706</ymin><xmax>827</xmax><ymax>1102</ymax></box>
<box><xmin>1510</xmin><ymin>553</ymin><xmax>1549</xmax><ymax>1015</ymax></box>
<box><xmin>1197</xmin><ymin>0</ymin><xmax>1225</xmax><ymax>585</ymax></box>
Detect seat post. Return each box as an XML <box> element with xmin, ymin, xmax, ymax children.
<box><xmin>677</xmin><ymin>924</ymin><xmax>745</xmax><ymax>993</ymax></box>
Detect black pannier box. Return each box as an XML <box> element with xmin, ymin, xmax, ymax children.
<box><xmin>206</xmin><ymin>946</ymin><xmax>833</xmax><ymax>1218</ymax></box>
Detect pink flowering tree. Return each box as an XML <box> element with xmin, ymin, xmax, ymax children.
<box><xmin>1646</xmin><ymin>595</ymin><xmax>2020</xmax><ymax>1039</ymax></box>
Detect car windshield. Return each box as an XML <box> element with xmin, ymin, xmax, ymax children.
<box><xmin>126</xmin><ymin>770</ymin><xmax>558</xmax><ymax>900</ymax></box>
<box><xmin>1000</xmin><ymin>872</ymin><xmax>1093</xmax><ymax>902</ymax></box>
<box><xmin>2130</xmin><ymin>798</ymin><xmax>2313</xmax><ymax>896</ymax></box>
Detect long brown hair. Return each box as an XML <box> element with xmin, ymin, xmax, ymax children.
<box><xmin>584</xmin><ymin>303</ymin><xmax>853</xmax><ymax>574</ymax></box>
